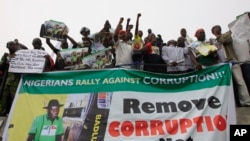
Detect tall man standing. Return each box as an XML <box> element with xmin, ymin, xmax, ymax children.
<box><xmin>211</xmin><ymin>25</ymin><xmax>250</xmax><ymax>107</ymax></box>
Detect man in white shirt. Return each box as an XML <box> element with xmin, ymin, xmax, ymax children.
<box><xmin>113</xmin><ymin>18</ymin><xmax>133</xmax><ymax>68</ymax></box>
<box><xmin>161</xmin><ymin>39</ymin><xmax>189</xmax><ymax>74</ymax></box>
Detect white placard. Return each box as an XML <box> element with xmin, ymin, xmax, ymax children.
<box><xmin>8</xmin><ymin>49</ymin><xmax>47</xmax><ymax>73</ymax></box>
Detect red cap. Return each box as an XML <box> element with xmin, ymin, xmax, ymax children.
<box><xmin>194</xmin><ymin>28</ymin><xmax>205</xmax><ymax>37</ymax></box>
<box><xmin>119</xmin><ymin>30</ymin><xmax>126</xmax><ymax>35</ymax></box>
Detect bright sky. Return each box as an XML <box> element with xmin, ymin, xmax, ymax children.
<box><xmin>1</xmin><ymin>0</ymin><xmax>250</xmax><ymax>57</ymax></box>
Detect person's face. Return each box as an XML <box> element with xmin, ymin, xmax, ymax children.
<box><xmin>33</xmin><ymin>41</ymin><xmax>42</xmax><ymax>49</ymax></box>
<box><xmin>177</xmin><ymin>37</ymin><xmax>185</xmax><ymax>47</ymax></box>
<box><xmin>81</xmin><ymin>31</ymin><xmax>90</xmax><ymax>37</ymax></box>
<box><xmin>104</xmin><ymin>21</ymin><xmax>111</xmax><ymax>29</ymax></box>
<box><xmin>96</xmin><ymin>55</ymin><xmax>101</xmax><ymax>60</ymax></box>
<box><xmin>138</xmin><ymin>30</ymin><xmax>143</xmax><ymax>37</ymax></box>
<box><xmin>212</xmin><ymin>26</ymin><xmax>221</xmax><ymax>36</ymax></box>
<box><xmin>119</xmin><ymin>31</ymin><xmax>127</xmax><ymax>41</ymax></box>
<box><xmin>149</xmin><ymin>33</ymin><xmax>156</xmax><ymax>43</ymax></box>
<box><xmin>49</xmin><ymin>106</ymin><xmax>59</xmax><ymax>119</ymax></box>
<box><xmin>180</xmin><ymin>29</ymin><xmax>187</xmax><ymax>37</ymax></box>
<box><xmin>148</xmin><ymin>29</ymin><xmax>152</xmax><ymax>34</ymax></box>
<box><xmin>8</xmin><ymin>42</ymin><xmax>18</xmax><ymax>53</ymax></box>
<box><xmin>196</xmin><ymin>31</ymin><xmax>206</xmax><ymax>42</ymax></box>
<box><xmin>102</xmin><ymin>37</ymin><xmax>114</xmax><ymax>48</ymax></box>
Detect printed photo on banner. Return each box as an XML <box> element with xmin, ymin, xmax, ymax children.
<box><xmin>63</xmin><ymin>92</ymin><xmax>112</xmax><ymax>141</ymax></box>
<box><xmin>81</xmin><ymin>46</ymin><xmax>113</xmax><ymax>69</ymax></box>
<box><xmin>60</xmin><ymin>47</ymin><xmax>113</xmax><ymax>70</ymax></box>
<box><xmin>59</xmin><ymin>48</ymin><xmax>88</xmax><ymax>70</ymax></box>
<box><xmin>40</xmin><ymin>20</ymin><xmax>69</xmax><ymax>41</ymax></box>
<box><xmin>26</xmin><ymin>99</ymin><xmax>64</xmax><ymax>141</ymax></box>
<box><xmin>7</xmin><ymin>92</ymin><xmax>113</xmax><ymax>141</ymax></box>
<box><xmin>62</xmin><ymin>94</ymin><xmax>94</xmax><ymax>141</ymax></box>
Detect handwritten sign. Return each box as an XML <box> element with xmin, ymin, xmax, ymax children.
<box><xmin>9</xmin><ymin>49</ymin><xmax>47</xmax><ymax>73</ymax></box>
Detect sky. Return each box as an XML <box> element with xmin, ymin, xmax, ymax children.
<box><xmin>1</xmin><ymin>0</ymin><xmax>250</xmax><ymax>57</ymax></box>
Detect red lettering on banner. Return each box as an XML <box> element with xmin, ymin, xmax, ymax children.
<box><xmin>109</xmin><ymin>121</ymin><xmax>120</xmax><ymax>137</ymax></box>
<box><xmin>135</xmin><ymin>120</ymin><xmax>149</xmax><ymax>136</ymax></box>
<box><xmin>205</xmin><ymin>116</ymin><xmax>214</xmax><ymax>131</ymax></box>
<box><xmin>180</xmin><ymin>118</ymin><xmax>192</xmax><ymax>133</ymax></box>
<box><xmin>213</xmin><ymin>115</ymin><xmax>226</xmax><ymax>131</ymax></box>
<box><xmin>108</xmin><ymin>115</ymin><xmax>227</xmax><ymax>137</ymax></box>
<box><xmin>165</xmin><ymin>119</ymin><xmax>178</xmax><ymax>135</ymax></box>
<box><xmin>193</xmin><ymin>116</ymin><xmax>204</xmax><ymax>132</ymax></box>
<box><xmin>121</xmin><ymin>121</ymin><xmax>134</xmax><ymax>136</ymax></box>
<box><xmin>151</xmin><ymin>120</ymin><xmax>165</xmax><ymax>135</ymax></box>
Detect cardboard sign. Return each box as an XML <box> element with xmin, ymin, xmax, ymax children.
<box><xmin>8</xmin><ymin>49</ymin><xmax>46</xmax><ymax>73</ymax></box>
<box><xmin>228</xmin><ymin>13</ymin><xmax>250</xmax><ymax>62</ymax></box>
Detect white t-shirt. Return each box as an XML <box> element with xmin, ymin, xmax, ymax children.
<box><xmin>161</xmin><ymin>45</ymin><xmax>189</xmax><ymax>72</ymax></box>
<box><xmin>114</xmin><ymin>40</ymin><xmax>133</xmax><ymax>68</ymax></box>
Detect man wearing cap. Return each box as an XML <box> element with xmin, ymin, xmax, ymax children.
<box><xmin>26</xmin><ymin>99</ymin><xmax>64</xmax><ymax>141</ymax></box>
<box><xmin>113</xmin><ymin>17</ymin><xmax>133</xmax><ymax>68</ymax></box>
<box><xmin>188</xmin><ymin>28</ymin><xmax>218</xmax><ymax>70</ymax></box>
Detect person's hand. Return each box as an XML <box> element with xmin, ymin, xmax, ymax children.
<box><xmin>10</xmin><ymin>53</ymin><xmax>16</xmax><ymax>58</ymax></box>
<box><xmin>3</xmin><ymin>53</ymin><xmax>9</xmax><ymax>58</ymax></box>
<box><xmin>195</xmin><ymin>64</ymin><xmax>202</xmax><ymax>70</ymax></box>
<box><xmin>128</xmin><ymin>25</ymin><xmax>133</xmax><ymax>30</ymax></box>
<box><xmin>44</xmin><ymin>54</ymin><xmax>50</xmax><ymax>60</ymax></box>
<box><xmin>64</xmin><ymin>34</ymin><xmax>69</xmax><ymax>38</ymax></box>
<box><xmin>111</xmin><ymin>47</ymin><xmax>116</xmax><ymax>52</ymax></box>
<box><xmin>170</xmin><ymin>62</ymin><xmax>177</xmax><ymax>66</ymax></box>
<box><xmin>120</xmin><ymin>17</ymin><xmax>124</xmax><ymax>22</ymax></box>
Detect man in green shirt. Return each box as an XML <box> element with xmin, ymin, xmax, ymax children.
<box><xmin>26</xmin><ymin>99</ymin><xmax>64</xmax><ymax>141</ymax></box>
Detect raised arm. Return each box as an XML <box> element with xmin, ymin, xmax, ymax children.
<box><xmin>114</xmin><ymin>17</ymin><xmax>124</xmax><ymax>42</ymax></box>
<box><xmin>126</xmin><ymin>18</ymin><xmax>130</xmax><ymax>32</ymax></box>
<box><xmin>100</xmin><ymin>20</ymin><xmax>111</xmax><ymax>33</ymax></box>
<box><xmin>46</xmin><ymin>38</ymin><xmax>60</xmax><ymax>54</ymax></box>
<box><xmin>134</xmin><ymin>13</ymin><xmax>141</xmax><ymax>37</ymax></box>
<box><xmin>65</xmin><ymin>34</ymin><xmax>78</xmax><ymax>48</ymax></box>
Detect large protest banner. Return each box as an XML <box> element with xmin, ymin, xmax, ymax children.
<box><xmin>3</xmin><ymin>63</ymin><xmax>236</xmax><ymax>141</ymax></box>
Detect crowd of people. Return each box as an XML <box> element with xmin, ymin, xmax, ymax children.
<box><xmin>0</xmin><ymin>13</ymin><xmax>250</xmax><ymax>119</ymax></box>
